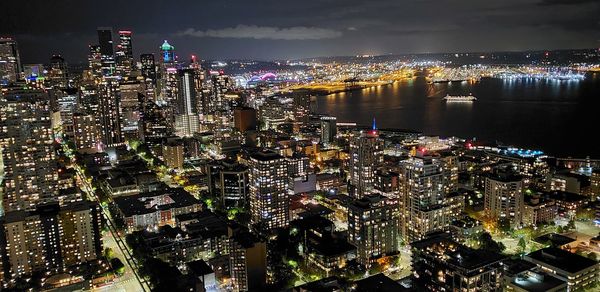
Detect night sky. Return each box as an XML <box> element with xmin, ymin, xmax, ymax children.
<box><xmin>2</xmin><ymin>0</ymin><xmax>599</xmax><ymax>63</ymax></box>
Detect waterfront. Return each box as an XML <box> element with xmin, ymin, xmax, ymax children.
<box><xmin>316</xmin><ymin>73</ymin><xmax>600</xmax><ymax>158</ymax></box>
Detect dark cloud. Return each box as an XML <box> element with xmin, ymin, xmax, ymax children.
<box><xmin>1</xmin><ymin>0</ymin><xmax>599</xmax><ymax>63</ymax></box>
<box><xmin>538</xmin><ymin>0</ymin><xmax>598</xmax><ymax>6</ymax></box>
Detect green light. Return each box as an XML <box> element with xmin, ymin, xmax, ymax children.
<box><xmin>161</xmin><ymin>40</ymin><xmax>174</xmax><ymax>51</ymax></box>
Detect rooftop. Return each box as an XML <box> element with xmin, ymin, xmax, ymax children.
<box><xmin>526</xmin><ymin>247</ymin><xmax>598</xmax><ymax>274</ymax></box>
<box><xmin>510</xmin><ymin>268</ymin><xmax>567</xmax><ymax>292</ymax></box>
<box><xmin>114</xmin><ymin>188</ymin><xmax>200</xmax><ymax>217</ymax></box>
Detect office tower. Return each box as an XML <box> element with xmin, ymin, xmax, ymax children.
<box><xmin>320</xmin><ymin>116</ymin><xmax>337</xmax><ymax>145</ymax></box>
<box><xmin>347</xmin><ymin>194</ymin><xmax>399</xmax><ymax>266</ymax></box>
<box><xmin>160</xmin><ymin>40</ymin><xmax>176</xmax><ymax>65</ymax></box>
<box><xmin>97</xmin><ymin>76</ymin><xmax>123</xmax><ymax>147</ymax></box>
<box><xmin>398</xmin><ymin>155</ymin><xmax>461</xmax><ymax>243</ymax></box>
<box><xmin>157</xmin><ymin>41</ymin><xmax>178</xmax><ymax>121</ymax></box>
<box><xmin>189</xmin><ymin>55</ymin><xmax>205</xmax><ymax>87</ymax></box>
<box><xmin>140</xmin><ymin>53</ymin><xmax>157</xmax><ymax>83</ymax></box>
<box><xmin>0</xmin><ymin>37</ymin><xmax>21</xmax><ymax>85</ymax></box>
<box><xmin>3</xmin><ymin>201</ymin><xmax>103</xmax><ymax>278</ymax></box>
<box><xmin>119</xmin><ymin>80</ymin><xmax>145</xmax><ymax>141</ymax></box>
<box><xmin>97</xmin><ymin>27</ymin><xmax>115</xmax><ymax>76</ymax></box>
<box><xmin>140</xmin><ymin>100</ymin><xmax>173</xmax><ymax>141</ymax></box>
<box><xmin>48</xmin><ymin>54</ymin><xmax>68</xmax><ymax>87</ymax></box>
<box><xmin>79</xmin><ymin>84</ymin><xmax>100</xmax><ymax>114</ymax></box>
<box><xmin>411</xmin><ymin>233</ymin><xmax>505</xmax><ymax>291</ymax></box>
<box><xmin>73</xmin><ymin>113</ymin><xmax>100</xmax><ymax>152</ymax></box>
<box><xmin>233</xmin><ymin>107</ymin><xmax>257</xmax><ymax>133</ymax></box>
<box><xmin>208</xmin><ymin>160</ymin><xmax>249</xmax><ymax>209</ymax></box>
<box><xmin>175</xmin><ymin>69</ymin><xmax>200</xmax><ymax>137</ymax></box>
<box><xmin>220</xmin><ymin>163</ymin><xmax>249</xmax><ymax>209</ymax></box>
<box><xmin>0</xmin><ymin>86</ymin><xmax>58</xmax><ymax>212</ymax></box>
<box><xmin>115</xmin><ymin>30</ymin><xmax>133</xmax><ymax>76</ymax></box>
<box><xmin>348</xmin><ymin>125</ymin><xmax>384</xmax><ymax>198</ymax></box>
<box><xmin>248</xmin><ymin>150</ymin><xmax>289</xmax><ymax>232</ymax></box>
<box><xmin>484</xmin><ymin>173</ymin><xmax>524</xmax><ymax>226</ymax></box>
<box><xmin>88</xmin><ymin>44</ymin><xmax>102</xmax><ymax>77</ymax></box>
<box><xmin>228</xmin><ymin>225</ymin><xmax>267</xmax><ymax>292</ymax></box>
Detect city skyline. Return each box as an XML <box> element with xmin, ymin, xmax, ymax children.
<box><xmin>2</xmin><ymin>0</ymin><xmax>600</xmax><ymax>63</ymax></box>
<box><xmin>1</xmin><ymin>2</ymin><xmax>600</xmax><ymax>291</ymax></box>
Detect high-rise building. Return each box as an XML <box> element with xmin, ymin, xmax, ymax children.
<box><xmin>206</xmin><ymin>73</ymin><xmax>231</xmax><ymax>116</ymax></box>
<box><xmin>97</xmin><ymin>76</ymin><xmax>123</xmax><ymax>147</ymax></box>
<box><xmin>97</xmin><ymin>28</ymin><xmax>115</xmax><ymax>76</ymax></box>
<box><xmin>88</xmin><ymin>44</ymin><xmax>102</xmax><ymax>78</ymax></box>
<box><xmin>3</xmin><ymin>201</ymin><xmax>103</xmax><ymax>278</ymax></box>
<box><xmin>320</xmin><ymin>116</ymin><xmax>337</xmax><ymax>145</ymax></box>
<box><xmin>590</xmin><ymin>169</ymin><xmax>599</xmax><ymax>199</ymax></box>
<box><xmin>248</xmin><ymin>150</ymin><xmax>289</xmax><ymax>232</ymax></box>
<box><xmin>163</xmin><ymin>141</ymin><xmax>184</xmax><ymax>169</ymax></box>
<box><xmin>233</xmin><ymin>107</ymin><xmax>257</xmax><ymax>133</ymax></box>
<box><xmin>115</xmin><ymin>30</ymin><xmax>133</xmax><ymax>76</ymax></box>
<box><xmin>160</xmin><ymin>40</ymin><xmax>176</xmax><ymax>65</ymax></box>
<box><xmin>119</xmin><ymin>80</ymin><xmax>146</xmax><ymax>141</ymax></box>
<box><xmin>48</xmin><ymin>55</ymin><xmax>68</xmax><ymax>87</ymax></box>
<box><xmin>484</xmin><ymin>173</ymin><xmax>524</xmax><ymax>226</ymax></box>
<box><xmin>228</xmin><ymin>225</ymin><xmax>267</xmax><ymax>292</ymax></box>
<box><xmin>0</xmin><ymin>37</ymin><xmax>21</xmax><ymax>85</ymax></box>
<box><xmin>175</xmin><ymin>69</ymin><xmax>199</xmax><ymax>137</ymax></box>
<box><xmin>398</xmin><ymin>155</ymin><xmax>462</xmax><ymax>243</ymax></box>
<box><xmin>347</xmin><ymin>194</ymin><xmax>399</xmax><ymax>266</ymax></box>
<box><xmin>140</xmin><ymin>53</ymin><xmax>157</xmax><ymax>84</ymax></box>
<box><xmin>348</xmin><ymin>125</ymin><xmax>384</xmax><ymax>198</ymax></box>
<box><xmin>73</xmin><ymin>112</ymin><xmax>100</xmax><ymax>152</ymax></box>
<box><xmin>1</xmin><ymin>86</ymin><xmax>58</xmax><ymax>212</ymax></box>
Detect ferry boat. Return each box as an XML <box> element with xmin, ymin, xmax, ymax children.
<box><xmin>443</xmin><ymin>94</ymin><xmax>477</xmax><ymax>102</ymax></box>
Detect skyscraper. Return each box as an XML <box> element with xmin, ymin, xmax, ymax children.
<box><xmin>398</xmin><ymin>155</ymin><xmax>461</xmax><ymax>243</ymax></box>
<box><xmin>160</xmin><ymin>40</ymin><xmax>176</xmax><ymax>65</ymax></box>
<box><xmin>140</xmin><ymin>53</ymin><xmax>157</xmax><ymax>83</ymax></box>
<box><xmin>0</xmin><ymin>37</ymin><xmax>21</xmax><ymax>85</ymax></box>
<box><xmin>484</xmin><ymin>173</ymin><xmax>524</xmax><ymax>226</ymax></box>
<box><xmin>0</xmin><ymin>86</ymin><xmax>58</xmax><ymax>212</ymax></box>
<box><xmin>119</xmin><ymin>80</ymin><xmax>146</xmax><ymax>141</ymax></box>
<box><xmin>115</xmin><ymin>30</ymin><xmax>133</xmax><ymax>76</ymax></box>
<box><xmin>248</xmin><ymin>150</ymin><xmax>289</xmax><ymax>232</ymax></box>
<box><xmin>175</xmin><ymin>68</ymin><xmax>199</xmax><ymax>137</ymax></box>
<box><xmin>97</xmin><ymin>28</ymin><xmax>115</xmax><ymax>76</ymax></box>
<box><xmin>97</xmin><ymin>76</ymin><xmax>123</xmax><ymax>147</ymax></box>
<box><xmin>48</xmin><ymin>54</ymin><xmax>68</xmax><ymax>88</ymax></box>
<box><xmin>88</xmin><ymin>44</ymin><xmax>102</xmax><ymax>78</ymax></box>
<box><xmin>348</xmin><ymin>125</ymin><xmax>384</xmax><ymax>198</ymax></box>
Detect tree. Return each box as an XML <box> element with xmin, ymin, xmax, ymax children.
<box><xmin>478</xmin><ymin>232</ymin><xmax>506</xmax><ymax>254</ymax></box>
<box><xmin>566</xmin><ymin>219</ymin><xmax>576</xmax><ymax>231</ymax></box>
<box><xmin>518</xmin><ymin>237</ymin><xmax>527</xmax><ymax>253</ymax></box>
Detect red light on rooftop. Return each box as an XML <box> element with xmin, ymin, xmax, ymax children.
<box><xmin>119</xmin><ymin>30</ymin><xmax>132</xmax><ymax>34</ymax></box>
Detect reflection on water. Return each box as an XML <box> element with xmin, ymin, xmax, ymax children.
<box><xmin>316</xmin><ymin>75</ymin><xmax>600</xmax><ymax>158</ymax></box>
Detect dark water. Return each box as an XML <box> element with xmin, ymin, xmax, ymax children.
<box><xmin>316</xmin><ymin>73</ymin><xmax>600</xmax><ymax>158</ymax></box>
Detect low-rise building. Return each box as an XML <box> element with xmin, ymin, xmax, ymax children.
<box><xmin>524</xmin><ymin>247</ymin><xmax>599</xmax><ymax>291</ymax></box>
<box><xmin>411</xmin><ymin>233</ymin><xmax>505</xmax><ymax>291</ymax></box>
<box><xmin>113</xmin><ymin>188</ymin><xmax>201</xmax><ymax>232</ymax></box>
